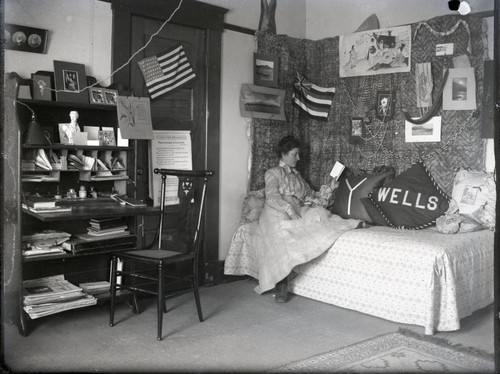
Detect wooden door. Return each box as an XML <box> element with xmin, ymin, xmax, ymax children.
<box><xmin>111</xmin><ymin>0</ymin><xmax>226</xmax><ymax>284</ymax></box>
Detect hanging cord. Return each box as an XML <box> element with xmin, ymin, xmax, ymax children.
<box><xmin>41</xmin><ymin>0</ymin><xmax>184</xmax><ymax>95</ymax></box>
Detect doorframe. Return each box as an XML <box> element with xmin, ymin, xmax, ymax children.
<box><xmin>110</xmin><ymin>0</ymin><xmax>227</xmax><ymax>284</ymax></box>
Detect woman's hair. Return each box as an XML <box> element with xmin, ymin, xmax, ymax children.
<box><xmin>275</xmin><ymin>135</ymin><xmax>300</xmax><ymax>158</ymax></box>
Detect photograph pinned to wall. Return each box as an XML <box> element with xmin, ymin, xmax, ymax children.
<box><xmin>405</xmin><ymin>116</ymin><xmax>441</xmax><ymax>143</ymax></box>
<box><xmin>349</xmin><ymin>117</ymin><xmax>365</xmax><ymax>145</ymax></box>
<box><xmin>5</xmin><ymin>24</ymin><xmax>48</xmax><ymax>54</ymax></box>
<box><xmin>442</xmin><ymin>67</ymin><xmax>476</xmax><ymax>111</ymax></box>
<box><xmin>103</xmin><ymin>89</ymin><xmax>118</xmax><ymax>105</ymax></box>
<box><xmin>31</xmin><ymin>71</ymin><xmax>54</xmax><ymax>101</ymax></box>
<box><xmin>239</xmin><ymin>83</ymin><xmax>286</xmax><ymax>121</ymax></box>
<box><xmin>375</xmin><ymin>90</ymin><xmax>395</xmax><ymax>121</ymax></box>
<box><xmin>53</xmin><ymin>60</ymin><xmax>89</xmax><ymax>104</ymax></box>
<box><xmin>89</xmin><ymin>87</ymin><xmax>106</xmax><ymax>105</ymax></box>
<box><xmin>253</xmin><ymin>53</ymin><xmax>279</xmax><ymax>87</ymax></box>
<box><xmin>339</xmin><ymin>25</ymin><xmax>411</xmax><ymax>77</ymax></box>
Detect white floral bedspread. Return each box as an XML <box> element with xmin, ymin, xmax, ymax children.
<box><xmin>224</xmin><ymin>224</ymin><xmax>494</xmax><ymax>335</ymax></box>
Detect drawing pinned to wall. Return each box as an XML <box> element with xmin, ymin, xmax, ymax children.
<box><xmin>415</xmin><ymin>63</ymin><xmax>433</xmax><ymax>108</ymax></box>
<box><xmin>349</xmin><ymin>117</ymin><xmax>365</xmax><ymax>145</ymax></box>
<box><xmin>339</xmin><ymin>25</ymin><xmax>411</xmax><ymax>77</ymax></box>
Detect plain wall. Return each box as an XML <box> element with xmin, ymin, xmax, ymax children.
<box><xmin>3</xmin><ymin>0</ymin><xmax>495</xmax><ymax>262</ymax></box>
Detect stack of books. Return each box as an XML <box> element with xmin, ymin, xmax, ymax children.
<box><xmin>22</xmin><ymin>229</ymin><xmax>72</xmax><ymax>258</ymax></box>
<box><xmin>22</xmin><ymin>275</ymin><xmax>97</xmax><ymax>319</ymax></box>
<box><xmin>79</xmin><ymin>281</ymin><xmax>111</xmax><ymax>296</ymax></box>
<box><xmin>87</xmin><ymin>217</ymin><xmax>129</xmax><ymax>237</ymax></box>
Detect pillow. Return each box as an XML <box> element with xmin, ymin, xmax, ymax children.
<box><xmin>331</xmin><ymin>171</ymin><xmax>394</xmax><ymax>222</ymax></box>
<box><xmin>451</xmin><ymin>169</ymin><xmax>496</xmax><ymax>229</ymax></box>
<box><xmin>367</xmin><ymin>162</ymin><xmax>450</xmax><ymax>229</ymax></box>
<box><xmin>360</xmin><ymin>197</ymin><xmax>388</xmax><ymax>226</ymax></box>
<box><xmin>240</xmin><ymin>189</ymin><xmax>265</xmax><ymax>224</ymax></box>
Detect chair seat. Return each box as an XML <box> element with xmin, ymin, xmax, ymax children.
<box><xmin>120</xmin><ymin>249</ymin><xmax>194</xmax><ymax>263</ymax></box>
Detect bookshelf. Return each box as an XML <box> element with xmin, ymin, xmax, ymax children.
<box><xmin>4</xmin><ymin>74</ymin><xmax>156</xmax><ymax>336</ymax></box>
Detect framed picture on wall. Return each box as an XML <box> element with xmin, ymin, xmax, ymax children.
<box><xmin>53</xmin><ymin>60</ymin><xmax>89</xmax><ymax>104</ymax></box>
<box><xmin>405</xmin><ymin>116</ymin><xmax>441</xmax><ymax>143</ymax></box>
<box><xmin>239</xmin><ymin>84</ymin><xmax>286</xmax><ymax>121</ymax></box>
<box><xmin>349</xmin><ymin>117</ymin><xmax>365</xmax><ymax>145</ymax></box>
<box><xmin>89</xmin><ymin>87</ymin><xmax>106</xmax><ymax>105</ymax></box>
<box><xmin>253</xmin><ymin>53</ymin><xmax>279</xmax><ymax>88</ymax></box>
<box><xmin>442</xmin><ymin>67</ymin><xmax>476</xmax><ymax>111</ymax></box>
<box><xmin>5</xmin><ymin>24</ymin><xmax>48</xmax><ymax>54</ymax></box>
<box><xmin>31</xmin><ymin>71</ymin><xmax>54</xmax><ymax>101</ymax></box>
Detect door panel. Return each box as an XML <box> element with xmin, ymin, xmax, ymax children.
<box><xmin>130</xmin><ymin>18</ymin><xmax>206</xmax><ymax>200</ymax></box>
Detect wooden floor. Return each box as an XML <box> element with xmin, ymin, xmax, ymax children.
<box><xmin>2</xmin><ymin>278</ymin><xmax>494</xmax><ymax>373</ymax></box>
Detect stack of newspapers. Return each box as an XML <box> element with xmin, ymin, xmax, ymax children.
<box><xmin>23</xmin><ymin>275</ymin><xmax>97</xmax><ymax>319</ymax></box>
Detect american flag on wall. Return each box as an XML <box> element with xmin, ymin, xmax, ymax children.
<box><xmin>292</xmin><ymin>72</ymin><xmax>335</xmax><ymax>120</ymax></box>
<box><xmin>137</xmin><ymin>44</ymin><xmax>197</xmax><ymax>100</ymax></box>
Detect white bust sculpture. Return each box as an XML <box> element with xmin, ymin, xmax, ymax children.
<box><xmin>61</xmin><ymin>110</ymin><xmax>81</xmax><ymax>144</ymax></box>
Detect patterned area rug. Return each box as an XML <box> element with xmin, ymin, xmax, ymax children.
<box><xmin>271</xmin><ymin>329</ymin><xmax>494</xmax><ymax>373</ymax></box>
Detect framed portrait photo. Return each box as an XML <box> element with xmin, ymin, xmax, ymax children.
<box><xmin>253</xmin><ymin>53</ymin><xmax>279</xmax><ymax>88</ymax></box>
<box><xmin>53</xmin><ymin>60</ymin><xmax>89</xmax><ymax>104</ymax></box>
<box><xmin>103</xmin><ymin>89</ymin><xmax>118</xmax><ymax>105</ymax></box>
<box><xmin>98</xmin><ymin>130</ymin><xmax>116</xmax><ymax>146</ymax></box>
<box><xmin>349</xmin><ymin>117</ymin><xmax>365</xmax><ymax>145</ymax></box>
<box><xmin>31</xmin><ymin>72</ymin><xmax>54</xmax><ymax>101</ymax></box>
<box><xmin>89</xmin><ymin>87</ymin><xmax>106</xmax><ymax>105</ymax></box>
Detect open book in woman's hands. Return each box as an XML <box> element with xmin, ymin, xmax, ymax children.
<box><xmin>329</xmin><ymin>161</ymin><xmax>345</xmax><ymax>181</ymax></box>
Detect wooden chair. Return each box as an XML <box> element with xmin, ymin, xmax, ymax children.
<box><xmin>109</xmin><ymin>168</ymin><xmax>214</xmax><ymax>340</ymax></box>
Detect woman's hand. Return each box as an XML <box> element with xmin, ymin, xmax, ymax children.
<box><xmin>330</xmin><ymin>178</ymin><xmax>340</xmax><ymax>190</ymax></box>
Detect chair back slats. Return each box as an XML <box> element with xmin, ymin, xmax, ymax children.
<box><xmin>154</xmin><ymin>169</ymin><xmax>214</xmax><ymax>255</ymax></box>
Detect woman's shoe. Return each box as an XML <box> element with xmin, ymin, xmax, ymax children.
<box><xmin>274</xmin><ymin>279</ymin><xmax>288</xmax><ymax>303</ymax></box>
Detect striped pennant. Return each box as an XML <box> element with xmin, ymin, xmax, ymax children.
<box><xmin>292</xmin><ymin>72</ymin><xmax>335</xmax><ymax>120</ymax></box>
<box><xmin>137</xmin><ymin>44</ymin><xmax>196</xmax><ymax>100</ymax></box>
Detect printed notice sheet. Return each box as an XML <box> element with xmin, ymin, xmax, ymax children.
<box><xmin>149</xmin><ymin>130</ymin><xmax>192</xmax><ymax>206</ymax></box>
<box><xmin>116</xmin><ymin>96</ymin><xmax>154</xmax><ymax>139</ymax></box>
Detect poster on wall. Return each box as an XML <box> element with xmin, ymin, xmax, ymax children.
<box><xmin>339</xmin><ymin>25</ymin><xmax>411</xmax><ymax>78</ymax></box>
<box><xmin>149</xmin><ymin>130</ymin><xmax>192</xmax><ymax>207</ymax></box>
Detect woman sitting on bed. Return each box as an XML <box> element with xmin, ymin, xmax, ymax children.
<box><xmin>251</xmin><ymin>135</ymin><xmax>362</xmax><ymax>303</ymax></box>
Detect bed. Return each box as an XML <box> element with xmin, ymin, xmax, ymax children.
<box><xmin>224</xmin><ymin>166</ymin><xmax>495</xmax><ymax>335</ymax></box>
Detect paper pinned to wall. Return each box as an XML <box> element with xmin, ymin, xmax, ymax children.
<box><xmin>116</xmin><ymin>96</ymin><xmax>154</xmax><ymax>139</ymax></box>
<box><xmin>149</xmin><ymin>130</ymin><xmax>192</xmax><ymax>207</ymax></box>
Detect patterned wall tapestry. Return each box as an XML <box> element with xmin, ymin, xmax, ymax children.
<box><xmin>249</xmin><ymin>14</ymin><xmax>488</xmax><ymax>195</ymax></box>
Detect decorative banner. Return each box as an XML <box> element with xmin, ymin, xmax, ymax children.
<box><xmin>339</xmin><ymin>25</ymin><xmax>411</xmax><ymax>77</ymax></box>
<box><xmin>292</xmin><ymin>72</ymin><xmax>335</xmax><ymax>120</ymax></box>
<box><xmin>138</xmin><ymin>44</ymin><xmax>196</xmax><ymax>100</ymax></box>
<box><xmin>375</xmin><ymin>90</ymin><xmax>396</xmax><ymax>121</ymax></box>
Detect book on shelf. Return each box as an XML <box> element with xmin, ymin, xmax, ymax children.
<box><xmin>62</xmin><ymin>234</ymin><xmax>137</xmax><ymax>254</ymax></box>
<box><xmin>79</xmin><ymin>281</ymin><xmax>111</xmax><ymax>295</ymax></box>
<box><xmin>23</xmin><ymin>196</ymin><xmax>57</xmax><ymax>209</ymax></box>
<box><xmin>22</xmin><ymin>229</ymin><xmax>72</xmax><ymax>242</ymax></box>
<box><xmin>35</xmin><ymin>149</ymin><xmax>52</xmax><ymax>171</ymax></box>
<box><xmin>89</xmin><ymin>217</ymin><xmax>127</xmax><ymax>230</ymax></box>
<box><xmin>110</xmin><ymin>194</ymin><xmax>147</xmax><ymax>207</ymax></box>
<box><xmin>86</xmin><ymin>227</ymin><xmax>129</xmax><ymax>236</ymax></box>
<box><xmin>22</xmin><ymin>204</ymin><xmax>72</xmax><ymax>214</ymax></box>
<box><xmin>22</xmin><ymin>246</ymin><xmax>65</xmax><ymax>257</ymax></box>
